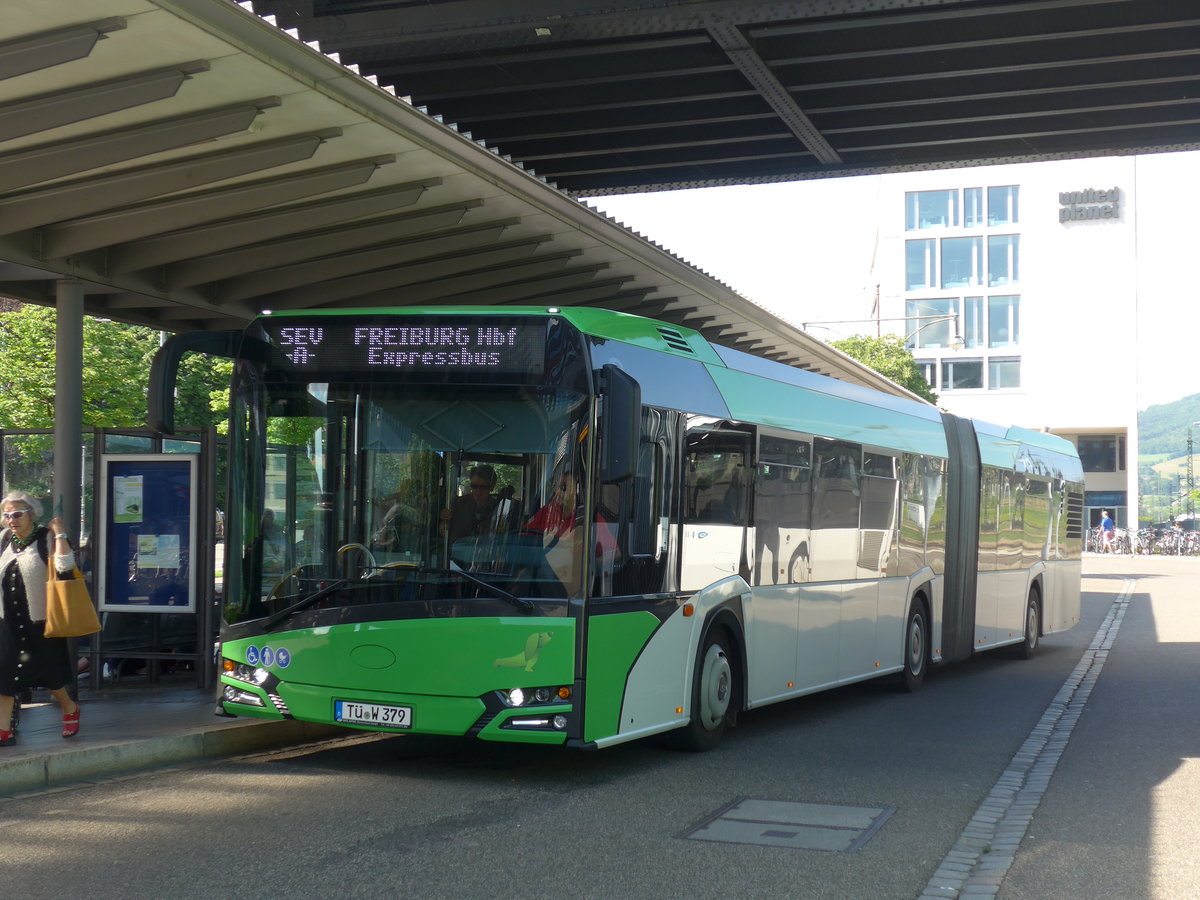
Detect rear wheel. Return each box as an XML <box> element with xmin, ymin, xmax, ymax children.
<box><xmin>671</xmin><ymin>627</ymin><xmax>736</xmax><ymax>752</ymax></box>
<box><xmin>897</xmin><ymin>600</ymin><xmax>928</xmax><ymax>693</ymax></box>
<box><xmin>1012</xmin><ymin>590</ymin><xmax>1041</xmax><ymax>659</ymax></box>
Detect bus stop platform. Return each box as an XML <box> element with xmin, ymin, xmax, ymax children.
<box><xmin>0</xmin><ymin>679</ymin><xmax>343</xmax><ymax>798</ymax></box>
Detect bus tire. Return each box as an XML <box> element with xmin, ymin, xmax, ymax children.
<box><xmin>896</xmin><ymin>599</ymin><xmax>928</xmax><ymax>693</ymax></box>
<box><xmin>1012</xmin><ymin>588</ymin><xmax>1041</xmax><ymax>660</ymax></box>
<box><xmin>671</xmin><ymin>626</ymin><xmax>736</xmax><ymax>752</ymax></box>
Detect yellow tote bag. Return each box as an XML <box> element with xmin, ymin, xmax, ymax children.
<box><xmin>44</xmin><ymin>564</ymin><xmax>101</xmax><ymax>638</ymax></box>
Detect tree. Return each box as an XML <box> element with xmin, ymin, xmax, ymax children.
<box><xmin>829</xmin><ymin>334</ymin><xmax>939</xmax><ymax>405</ymax></box>
<box><xmin>0</xmin><ymin>303</ymin><xmax>232</xmax><ymax>500</ymax></box>
<box><xmin>0</xmin><ymin>304</ymin><xmax>228</xmax><ymax>430</ymax></box>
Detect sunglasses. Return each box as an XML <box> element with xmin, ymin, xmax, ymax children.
<box><xmin>2</xmin><ymin>510</ymin><xmax>29</xmax><ymax>520</ymax></box>
<box><xmin>469</xmin><ymin>482</ymin><xmax>493</xmax><ymax>491</ymax></box>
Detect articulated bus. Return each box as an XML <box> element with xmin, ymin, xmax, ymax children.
<box><xmin>152</xmin><ymin>306</ymin><xmax>1084</xmax><ymax>751</ymax></box>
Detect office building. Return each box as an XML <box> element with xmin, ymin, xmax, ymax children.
<box><xmin>871</xmin><ymin>157</ymin><xmax>1139</xmax><ymax>529</ymax></box>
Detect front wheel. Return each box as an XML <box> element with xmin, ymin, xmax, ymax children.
<box><xmin>1012</xmin><ymin>590</ymin><xmax>1041</xmax><ymax>660</ymax></box>
<box><xmin>670</xmin><ymin>627</ymin><xmax>737</xmax><ymax>752</ymax></box>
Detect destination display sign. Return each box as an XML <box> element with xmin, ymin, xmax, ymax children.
<box><xmin>260</xmin><ymin>316</ymin><xmax>548</xmax><ymax>381</ymax></box>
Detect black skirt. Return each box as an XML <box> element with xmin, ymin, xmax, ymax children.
<box><xmin>0</xmin><ymin>559</ymin><xmax>73</xmax><ymax>694</ymax></box>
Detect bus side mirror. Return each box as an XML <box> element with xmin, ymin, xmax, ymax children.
<box><xmin>600</xmin><ymin>364</ymin><xmax>640</xmax><ymax>484</ymax></box>
<box><xmin>148</xmin><ymin>331</ymin><xmax>242</xmax><ymax>433</ymax></box>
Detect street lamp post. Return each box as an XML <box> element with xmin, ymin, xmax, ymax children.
<box><xmin>802</xmin><ymin>314</ymin><xmax>965</xmax><ymax>351</ymax></box>
<box><xmin>1188</xmin><ymin>422</ymin><xmax>1200</xmax><ymax>521</ymax></box>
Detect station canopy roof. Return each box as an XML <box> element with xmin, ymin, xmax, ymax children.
<box><xmin>4</xmin><ymin>0</ymin><xmax>1196</xmax><ymax>400</ymax></box>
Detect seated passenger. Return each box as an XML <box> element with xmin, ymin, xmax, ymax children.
<box><xmin>373</xmin><ymin>479</ymin><xmax>426</xmax><ymax>555</ymax></box>
<box><xmin>524</xmin><ymin>473</ymin><xmax>577</xmax><ymax>541</ymax></box>
<box><xmin>440</xmin><ymin>465</ymin><xmax>503</xmax><ymax>543</ymax></box>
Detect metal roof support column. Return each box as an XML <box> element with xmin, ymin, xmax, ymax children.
<box><xmin>54</xmin><ymin>279</ymin><xmax>83</xmax><ymax>536</ymax></box>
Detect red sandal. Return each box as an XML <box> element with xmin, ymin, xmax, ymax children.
<box><xmin>62</xmin><ymin>703</ymin><xmax>80</xmax><ymax>739</ymax></box>
<box><xmin>0</xmin><ymin>728</ymin><xmax>14</xmax><ymax>746</ymax></box>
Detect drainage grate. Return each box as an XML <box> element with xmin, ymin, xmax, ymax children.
<box><xmin>680</xmin><ymin>798</ymin><xmax>895</xmax><ymax>853</ymax></box>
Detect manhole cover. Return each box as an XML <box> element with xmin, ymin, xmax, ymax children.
<box><xmin>680</xmin><ymin>798</ymin><xmax>895</xmax><ymax>853</ymax></box>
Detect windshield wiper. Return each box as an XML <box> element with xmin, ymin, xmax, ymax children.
<box><xmin>421</xmin><ymin>566</ymin><xmax>535</xmax><ymax>614</ymax></box>
<box><xmin>261</xmin><ymin>579</ymin><xmax>348</xmax><ymax>632</ymax></box>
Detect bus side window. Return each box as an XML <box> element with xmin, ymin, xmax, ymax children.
<box><xmin>684</xmin><ymin>422</ymin><xmax>752</xmax><ymax>527</ymax></box>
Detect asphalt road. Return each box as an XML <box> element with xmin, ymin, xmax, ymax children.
<box><xmin>1</xmin><ymin>556</ymin><xmax>1195</xmax><ymax>899</ymax></box>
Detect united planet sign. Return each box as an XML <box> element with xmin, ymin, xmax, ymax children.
<box><xmin>1059</xmin><ymin>187</ymin><xmax>1120</xmax><ymax>223</ymax></box>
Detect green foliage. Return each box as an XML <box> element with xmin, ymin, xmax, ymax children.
<box><xmin>0</xmin><ymin>305</ymin><xmax>152</xmax><ymax>427</ymax></box>
<box><xmin>830</xmin><ymin>334</ymin><xmax>939</xmax><ymax>405</ymax></box>
<box><xmin>1137</xmin><ymin>394</ymin><xmax>1200</xmax><ymax>523</ymax></box>
<box><xmin>176</xmin><ymin>353</ymin><xmax>231</xmax><ymax>430</ymax></box>
<box><xmin>1138</xmin><ymin>394</ymin><xmax>1200</xmax><ymax>457</ymax></box>
<box><xmin>0</xmin><ymin>305</ymin><xmax>230</xmax><ymax>430</ymax></box>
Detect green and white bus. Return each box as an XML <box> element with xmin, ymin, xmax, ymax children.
<box><xmin>152</xmin><ymin>306</ymin><xmax>1084</xmax><ymax>750</ymax></box>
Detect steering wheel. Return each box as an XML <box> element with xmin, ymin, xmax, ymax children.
<box><xmin>263</xmin><ymin>564</ymin><xmax>308</xmax><ymax>607</ymax></box>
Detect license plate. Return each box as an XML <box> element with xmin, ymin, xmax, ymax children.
<box><xmin>335</xmin><ymin>700</ymin><xmax>412</xmax><ymax>729</ymax></box>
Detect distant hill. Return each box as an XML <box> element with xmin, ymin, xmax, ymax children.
<box><xmin>1139</xmin><ymin>394</ymin><xmax>1200</xmax><ymax>458</ymax></box>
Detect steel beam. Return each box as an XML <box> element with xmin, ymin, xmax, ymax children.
<box><xmin>166</xmin><ymin>201</ymin><xmax>478</xmax><ymax>288</ymax></box>
<box><xmin>0</xmin><ymin>129</ymin><xmax>341</xmax><ymax>233</ymax></box>
<box><xmin>0</xmin><ymin>18</ymin><xmax>126</xmax><ymax>81</ymax></box>
<box><xmin>0</xmin><ymin>99</ymin><xmax>281</xmax><ymax>194</ymax></box>
<box><xmin>40</xmin><ymin>155</ymin><xmax>396</xmax><ymax>258</ymax></box>
<box><xmin>265</xmin><ymin>236</ymin><xmax>555</xmax><ymax>310</ymax></box>
<box><xmin>0</xmin><ymin>61</ymin><xmax>210</xmax><ymax>141</ymax></box>
<box><xmin>107</xmin><ymin>180</ymin><xmax>439</xmax><ymax>273</ymax></box>
<box><xmin>214</xmin><ymin>220</ymin><xmax>512</xmax><ymax>304</ymax></box>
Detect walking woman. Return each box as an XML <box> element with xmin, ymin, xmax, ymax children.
<box><xmin>0</xmin><ymin>491</ymin><xmax>80</xmax><ymax>745</ymax></box>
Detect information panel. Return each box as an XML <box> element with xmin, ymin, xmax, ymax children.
<box><xmin>98</xmin><ymin>455</ymin><xmax>197</xmax><ymax>613</ymax></box>
<box><xmin>261</xmin><ymin>316</ymin><xmax>548</xmax><ymax>382</ymax></box>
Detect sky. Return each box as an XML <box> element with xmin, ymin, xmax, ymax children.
<box><xmin>589</xmin><ymin>150</ymin><xmax>1200</xmax><ymax>412</ymax></box>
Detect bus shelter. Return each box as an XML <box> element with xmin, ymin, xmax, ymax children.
<box><xmin>1</xmin><ymin>427</ymin><xmax>220</xmax><ymax>689</ymax></box>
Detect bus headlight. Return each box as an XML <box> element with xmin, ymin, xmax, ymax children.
<box><xmin>222</xmin><ymin>659</ymin><xmax>279</xmax><ymax>691</ymax></box>
<box><xmin>223</xmin><ymin>685</ymin><xmax>266</xmax><ymax>707</ymax></box>
<box><xmin>499</xmin><ymin>686</ymin><xmax>570</xmax><ymax>708</ymax></box>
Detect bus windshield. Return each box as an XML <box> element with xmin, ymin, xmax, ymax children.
<box><xmin>224</xmin><ymin>364</ymin><xmax>592</xmax><ymax>627</ymax></box>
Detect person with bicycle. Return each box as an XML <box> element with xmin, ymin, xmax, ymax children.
<box><xmin>1099</xmin><ymin>510</ymin><xmax>1115</xmax><ymax>552</ymax></box>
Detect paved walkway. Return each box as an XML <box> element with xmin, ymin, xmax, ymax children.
<box><xmin>0</xmin><ymin>678</ymin><xmax>340</xmax><ymax>797</ymax></box>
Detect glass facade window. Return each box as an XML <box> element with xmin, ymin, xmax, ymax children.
<box><xmin>988</xmin><ymin>234</ymin><xmax>1019</xmax><ymax>286</ymax></box>
<box><xmin>906</xmin><ymin>190</ymin><xmax>959</xmax><ymax>229</ymax></box>
<box><xmin>988</xmin><ymin>357</ymin><xmax>1021</xmax><ymax>389</ymax></box>
<box><xmin>988</xmin><ymin>295</ymin><xmax>1019</xmax><ymax>347</ymax></box>
<box><xmin>906</xmin><ymin>298</ymin><xmax>956</xmax><ymax>349</ymax></box>
<box><xmin>988</xmin><ymin>185</ymin><xmax>1019</xmax><ymax>225</ymax></box>
<box><xmin>964</xmin><ymin>187</ymin><xmax>983</xmax><ymax>227</ymax></box>
<box><xmin>914</xmin><ymin>359</ymin><xmax>936</xmax><ymax>388</ymax></box>
<box><xmin>963</xmin><ymin>296</ymin><xmax>984</xmax><ymax>349</ymax></box>
<box><xmin>898</xmin><ymin>183</ymin><xmax>1025</xmax><ymax>395</ymax></box>
<box><xmin>1078</xmin><ymin>436</ymin><xmax>1123</xmax><ymax>473</ymax></box>
<box><xmin>906</xmin><ymin>239</ymin><xmax>937</xmax><ymax>290</ymax></box>
<box><xmin>941</xmin><ymin>236</ymin><xmax>983</xmax><ymax>288</ymax></box>
<box><xmin>942</xmin><ymin>358</ymin><xmax>983</xmax><ymax>390</ymax></box>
